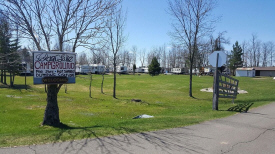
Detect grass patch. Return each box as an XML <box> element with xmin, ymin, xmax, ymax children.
<box><xmin>0</xmin><ymin>74</ymin><xmax>275</xmax><ymax>147</ymax></box>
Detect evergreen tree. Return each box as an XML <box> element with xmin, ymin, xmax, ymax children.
<box><xmin>229</xmin><ymin>41</ymin><xmax>243</xmax><ymax>75</ymax></box>
<box><xmin>148</xmin><ymin>57</ymin><xmax>161</xmax><ymax>76</ymax></box>
<box><xmin>0</xmin><ymin>15</ymin><xmax>20</xmax><ymax>86</ymax></box>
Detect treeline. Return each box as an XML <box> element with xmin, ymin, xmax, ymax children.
<box><xmin>77</xmin><ymin>33</ymin><xmax>275</xmax><ymax>72</ymax></box>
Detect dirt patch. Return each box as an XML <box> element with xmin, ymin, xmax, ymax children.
<box><xmin>200</xmin><ymin>88</ymin><xmax>248</xmax><ymax>94</ymax></box>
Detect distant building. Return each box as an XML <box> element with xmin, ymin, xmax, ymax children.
<box><xmin>235</xmin><ymin>68</ymin><xmax>255</xmax><ymax>77</ymax></box>
<box><xmin>254</xmin><ymin>67</ymin><xmax>275</xmax><ymax>77</ymax></box>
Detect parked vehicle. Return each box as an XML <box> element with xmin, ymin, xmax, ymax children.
<box><xmin>116</xmin><ymin>66</ymin><xmax>128</xmax><ymax>74</ymax></box>
<box><xmin>19</xmin><ymin>62</ymin><xmax>32</xmax><ymax>76</ymax></box>
<box><xmin>77</xmin><ymin>64</ymin><xmax>106</xmax><ymax>74</ymax></box>
<box><xmin>171</xmin><ymin>68</ymin><xmax>187</xmax><ymax>74</ymax></box>
<box><xmin>136</xmin><ymin>67</ymin><xmax>148</xmax><ymax>73</ymax></box>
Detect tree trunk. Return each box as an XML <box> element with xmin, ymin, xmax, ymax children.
<box><xmin>10</xmin><ymin>69</ymin><xmax>12</xmax><ymax>87</ymax></box>
<box><xmin>3</xmin><ymin>69</ymin><xmax>6</xmax><ymax>84</ymax></box>
<box><xmin>42</xmin><ymin>84</ymin><xmax>60</xmax><ymax>126</ymax></box>
<box><xmin>189</xmin><ymin>66</ymin><xmax>193</xmax><ymax>97</ymax></box>
<box><xmin>101</xmin><ymin>73</ymin><xmax>104</xmax><ymax>94</ymax></box>
<box><xmin>113</xmin><ymin>58</ymin><xmax>116</xmax><ymax>98</ymax></box>
<box><xmin>89</xmin><ymin>74</ymin><xmax>92</xmax><ymax>98</ymax></box>
<box><xmin>1</xmin><ymin>69</ymin><xmax>3</xmax><ymax>83</ymax></box>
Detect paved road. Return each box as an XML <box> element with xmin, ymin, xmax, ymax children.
<box><xmin>1</xmin><ymin>103</ymin><xmax>275</xmax><ymax>154</ymax></box>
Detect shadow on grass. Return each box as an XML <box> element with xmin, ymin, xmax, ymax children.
<box><xmin>44</xmin><ymin>123</ymin><xmax>207</xmax><ymax>154</ymax></box>
<box><xmin>0</xmin><ymin>83</ymin><xmax>31</xmax><ymax>90</ymax></box>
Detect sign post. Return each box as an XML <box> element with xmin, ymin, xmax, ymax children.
<box><xmin>209</xmin><ymin>51</ymin><xmax>227</xmax><ymax>110</ymax></box>
<box><xmin>33</xmin><ymin>51</ymin><xmax>76</xmax><ymax>85</ymax></box>
<box><xmin>212</xmin><ymin>53</ymin><xmax>219</xmax><ymax>110</ymax></box>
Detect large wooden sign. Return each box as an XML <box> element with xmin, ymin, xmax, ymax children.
<box><xmin>212</xmin><ymin>52</ymin><xmax>239</xmax><ymax>110</ymax></box>
<box><xmin>218</xmin><ymin>73</ymin><xmax>239</xmax><ymax>99</ymax></box>
<box><xmin>33</xmin><ymin>51</ymin><xmax>76</xmax><ymax>84</ymax></box>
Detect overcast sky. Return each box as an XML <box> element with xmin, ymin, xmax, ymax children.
<box><xmin>122</xmin><ymin>0</ymin><xmax>275</xmax><ymax>52</ymax></box>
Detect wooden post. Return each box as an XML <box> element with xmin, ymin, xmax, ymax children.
<box><xmin>212</xmin><ymin>53</ymin><xmax>219</xmax><ymax>110</ymax></box>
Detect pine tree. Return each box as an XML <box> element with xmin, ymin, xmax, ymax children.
<box><xmin>148</xmin><ymin>57</ymin><xmax>161</xmax><ymax>76</ymax></box>
<box><xmin>0</xmin><ymin>16</ymin><xmax>20</xmax><ymax>86</ymax></box>
<box><xmin>229</xmin><ymin>41</ymin><xmax>243</xmax><ymax>75</ymax></box>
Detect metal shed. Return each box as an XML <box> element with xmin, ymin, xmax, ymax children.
<box><xmin>235</xmin><ymin>68</ymin><xmax>255</xmax><ymax>77</ymax></box>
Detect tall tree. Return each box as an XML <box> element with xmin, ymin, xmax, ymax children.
<box><xmin>229</xmin><ymin>41</ymin><xmax>243</xmax><ymax>75</ymax></box>
<box><xmin>1</xmin><ymin>0</ymin><xmax>121</xmax><ymax>126</ymax></box>
<box><xmin>148</xmin><ymin>57</ymin><xmax>161</xmax><ymax>76</ymax></box>
<box><xmin>168</xmin><ymin>0</ymin><xmax>217</xmax><ymax>97</ymax></box>
<box><xmin>267</xmin><ymin>41</ymin><xmax>274</xmax><ymax>66</ymax></box>
<box><xmin>0</xmin><ymin>14</ymin><xmax>20</xmax><ymax>86</ymax></box>
<box><xmin>105</xmin><ymin>5</ymin><xmax>127</xmax><ymax>98</ymax></box>
<box><xmin>241</xmin><ymin>40</ymin><xmax>248</xmax><ymax>67</ymax></box>
<box><xmin>248</xmin><ymin>34</ymin><xmax>261</xmax><ymax>67</ymax></box>
<box><xmin>213</xmin><ymin>31</ymin><xmax>230</xmax><ymax>51</ymax></box>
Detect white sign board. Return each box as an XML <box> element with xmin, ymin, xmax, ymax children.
<box><xmin>208</xmin><ymin>51</ymin><xmax>227</xmax><ymax>67</ymax></box>
<box><xmin>33</xmin><ymin>51</ymin><xmax>76</xmax><ymax>84</ymax></box>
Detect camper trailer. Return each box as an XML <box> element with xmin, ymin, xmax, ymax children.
<box><xmin>79</xmin><ymin>64</ymin><xmax>105</xmax><ymax>74</ymax></box>
<box><xmin>116</xmin><ymin>66</ymin><xmax>128</xmax><ymax>74</ymax></box>
<box><xmin>136</xmin><ymin>67</ymin><xmax>148</xmax><ymax>73</ymax></box>
<box><xmin>171</xmin><ymin>68</ymin><xmax>187</xmax><ymax>74</ymax></box>
<box><xmin>127</xmin><ymin>66</ymin><xmax>134</xmax><ymax>73</ymax></box>
<box><xmin>19</xmin><ymin>62</ymin><xmax>32</xmax><ymax>75</ymax></box>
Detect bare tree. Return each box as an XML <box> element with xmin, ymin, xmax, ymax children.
<box><xmin>139</xmin><ymin>48</ymin><xmax>146</xmax><ymax>67</ymax></box>
<box><xmin>131</xmin><ymin>45</ymin><xmax>137</xmax><ymax>66</ymax></box>
<box><xmin>248</xmin><ymin>34</ymin><xmax>261</xmax><ymax>67</ymax></box>
<box><xmin>105</xmin><ymin>5</ymin><xmax>127</xmax><ymax>98</ymax></box>
<box><xmin>241</xmin><ymin>40</ymin><xmax>248</xmax><ymax>67</ymax></box>
<box><xmin>213</xmin><ymin>31</ymin><xmax>230</xmax><ymax>51</ymax></box>
<box><xmin>78</xmin><ymin>52</ymin><xmax>89</xmax><ymax>65</ymax></box>
<box><xmin>168</xmin><ymin>0</ymin><xmax>217</xmax><ymax>97</ymax></box>
<box><xmin>267</xmin><ymin>41</ymin><xmax>275</xmax><ymax>66</ymax></box>
<box><xmin>262</xmin><ymin>42</ymin><xmax>269</xmax><ymax>67</ymax></box>
<box><xmin>1</xmin><ymin>0</ymin><xmax>121</xmax><ymax>126</ymax></box>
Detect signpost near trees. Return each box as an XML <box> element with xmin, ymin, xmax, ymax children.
<box><xmin>33</xmin><ymin>51</ymin><xmax>76</xmax><ymax>85</ymax></box>
<box><xmin>33</xmin><ymin>51</ymin><xmax>76</xmax><ymax>126</ymax></box>
<box><xmin>209</xmin><ymin>51</ymin><xmax>239</xmax><ymax>110</ymax></box>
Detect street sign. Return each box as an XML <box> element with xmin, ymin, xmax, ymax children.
<box><xmin>209</xmin><ymin>51</ymin><xmax>227</xmax><ymax>67</ymax></box>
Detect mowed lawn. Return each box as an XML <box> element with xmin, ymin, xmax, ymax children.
<box><xmin>0</xmin><ymin>74</ymin><xmax>275</xmax><ymax>147</ymax></box>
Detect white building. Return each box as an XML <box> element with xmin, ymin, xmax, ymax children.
<box><xmin>235</xmin><ymin>68</ymin><xmax>255</xmax><ymax>77</ymax></box>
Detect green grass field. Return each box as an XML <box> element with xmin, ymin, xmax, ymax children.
<box><xmin>0</xmin><ymin>74</ymin><xmax>275</xmax><ymax>147</ymax></box>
